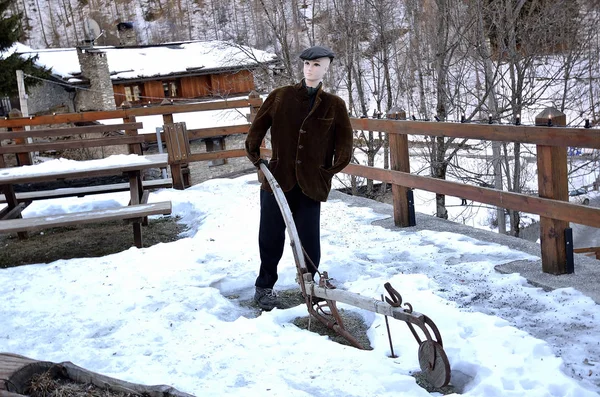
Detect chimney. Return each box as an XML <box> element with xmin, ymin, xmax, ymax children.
<box><xmin>75</xmin><ymin>47</ymin><xmax>116</xmax><ymax>111</ymax></box>
<box><xmin>117</xmin><ymin>22</ymin><xmax>138</xmax><ymax>47</ymax></box>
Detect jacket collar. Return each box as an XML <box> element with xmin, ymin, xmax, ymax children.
<box><xmin>296</xmin><ymin>79</ymin><xmax>324</xmax><ymax>95</ymax></box>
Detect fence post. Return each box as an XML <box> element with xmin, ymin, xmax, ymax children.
<box><xmin>387</xmin><ymin>108</ymin><xmax>411</xmax><ymax>227</ymax></box>
<box><xmin>247</xmin><ymin>91</ymin><xmax>262</xmax><ymax>123</ymax></box>
<box><xmin>121</xmin><ymin>101</ymin><xmax>142</xmax><ymax>155</ymax></box>
<box><xmin>535</xmin><ymin>107</ymin><xmax>569</xmax><ymax>274</ymax></box>
<box><xmin>8</xmin><ymin>108</ymin><xmax>32</xmax><ymax>166</ymax></box>
<box><xmin>248</xmin><ymin>91</ymin><xmax>265</xmax><ymax>155</ymax></box>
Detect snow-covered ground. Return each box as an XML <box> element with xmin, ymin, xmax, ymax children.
<box><xmin>1</xmin><ymin>155</ymin><xmax>599</xmax><ymax>396</ymax></box>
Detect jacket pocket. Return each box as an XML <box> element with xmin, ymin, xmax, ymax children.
<box><xmin>319</xmin><ymin>166</ymin><xmax>334</xmax><ymax>188</ymax></box>
<box><xmin>317</xmin><ymin>118</ymin><xmax>334</xmax><ymax>130</ymax></box>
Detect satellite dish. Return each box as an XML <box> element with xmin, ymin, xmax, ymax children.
<box><xmin>83</xmin><ymin>18</ymin><xmax>103</xmax><ymax>45</ymax></box>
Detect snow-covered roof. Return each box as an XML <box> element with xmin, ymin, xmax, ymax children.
<box><xmin>10</xmin><ymin>41</ymin><xmax>278</xmax><ymax>83</ymax></box>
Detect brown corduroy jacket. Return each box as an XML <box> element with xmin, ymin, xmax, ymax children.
<box><xmin>245</xmin><ymin>81</ymin><xmax>354</xmax><ymax>202</ymax></box>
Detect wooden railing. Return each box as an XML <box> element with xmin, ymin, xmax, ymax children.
<box><xmin>2</xmin><ymin>95</ymin><xmax>599</xmax><ymax>275</ymax></box>
<box><xmin>346</xmin><ymin>118</ymin><xmax>600</xmax><ymax>275</ymax></box>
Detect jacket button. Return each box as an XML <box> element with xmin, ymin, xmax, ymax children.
<box><xmin>298</xmin><ymin>145</ymin><xmax>304</xmax><ymax>149</ymax></box>
<box><xmin>297</xmin><ymin>160</ymin><xmax>302</xmax><ymax>164</ymax></box>
<box><xmin>299</xmin><ymin>129</ymin><xmax>306</xmax><ymax>134</ymax></box>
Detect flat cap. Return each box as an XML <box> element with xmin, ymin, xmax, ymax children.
<box><xmin>299</xmin><ymin>46</ymin><xmax>335</xmax><ymax>61</ymax></box>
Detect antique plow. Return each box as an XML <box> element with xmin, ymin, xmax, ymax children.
<box><xmin>259</xmin><ymin>164</ymin><xmax>451</xmax><ymax>388</ymax></box>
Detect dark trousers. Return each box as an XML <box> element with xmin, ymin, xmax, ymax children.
<box><xmin>255</xmin><ymin>184</ymin><xmax>321</xmax><ymax>289</ymax></box>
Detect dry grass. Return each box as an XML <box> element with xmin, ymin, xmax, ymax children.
<box><xmin>0</xmin><ymin>217</ymin><xmax>185</xmax><ymax>268</ymax></box>
<box><xmin>27</xmin><ymin>369</ymin><xmax>141</xmax><ymax>397</ymax></box>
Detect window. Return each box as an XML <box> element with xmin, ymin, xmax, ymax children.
<box><xmin>163</xmin><ymin>81</ymin><xmax>178</xmax><ymax>98</ymax></box>
<box><xmin>124</xmin><ymin>85</ymin><xmax>142</xmax><ymax>102</ymax></box>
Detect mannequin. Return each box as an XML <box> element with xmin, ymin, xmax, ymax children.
<box><xmin>303</xmin><ymin>57</ymin><xmax>330</xmax><ymax>87</ymax></box>
<box><xmin>245</xmin><ymin>46</ymin><xmax>353</xmax><ymax>310</ymax></box>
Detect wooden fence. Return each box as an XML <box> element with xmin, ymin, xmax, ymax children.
<box><xmin>2</xmin><ymin>93</ymin><xmax>599</xmax><ymax>275</ymax></box>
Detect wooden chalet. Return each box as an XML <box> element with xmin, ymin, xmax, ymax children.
<box><xmin>12</xmin><ymin>41</ymin><xmax>278</xmax><ymax>111</ymax></box>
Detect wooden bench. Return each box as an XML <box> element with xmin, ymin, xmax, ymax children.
<box><xmin>0</xmin><ymin>202</ymin><xmax>172</xmax><ymax>234</ymax></box>
<box><xmin>0</xmin><ymin>178</ymin><xmax>173</xmax><ymax>204</ymax></box>
<box><xmin>0</xmin><ymin>121</ymin><xmax>171</xmax><ymax>201</ymax></box>
<box><xmin>0</xmin><ymin>154</ymin><xmax>173</xmax><ymax>248</ymax></box>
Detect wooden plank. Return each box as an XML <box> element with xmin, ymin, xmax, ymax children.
<box><xmin>537</xmin><ymin>145</ymin><xmax>569</xmax><ymax>274</ymax></box>
<box><xmin>0</xmin><ymin>202</ymin><xmax>26</xmax><ymax>220</ymax></box>
<box><xmin>0</xmin><ymin>179</ymin><xmax>172</xmax><ymax>204</ymax></box>
<box><xmin>0</xmin><ymin>154</ymin><xmax>168</xmax><ymax>185</ymax></box>
<box><xmin>170</xmin><ymin>163</ymin><xmax>184</xmax><ymax>190</ymax></box>
<box><xmin>302</xmin><ymin>283</ymin><xmax>426</xmax><ymax>323</ymax></box>
<box><xmin>573</xmin><ymin>247</ymin><xmax>600</xmax><ymax>254</ymax></box>
<box><xmin>187</xmin><ymin>148</ymin><xmax>247</xmax><ymax>162</ymax></box>
<box><xmin>138</xmin><ymin>124</ymin><xmax>251</xmax><ymax>145</ymax></box>
<box><xmin>0</xmin><ymin>123</ymin><xmax>143</xmax><ymax>140</ymax></box>
<box><xmin>143</xmin><ymin>81</ymin><xmax>164</xmax><ymax>103</ymax></box>
<box><xmin>8</xmin><ymin>126</ymin><xmax>31</xmax><ymax>166</ymax></box>
<box><xmin>0</xmin><ymin>201</ymin><xmax>172</xmax><ymax>234</ymax></box>
<box><xmin>341</xmin><ymin>163</ymin><xmax>600</xmax><ymax>229</ymax></box>
<box><xmin>0</xmin><ymin>135</ymin><xmax>147</xmax><ymax>155</ymax></box>
<box><xmin>113</xmin><ymin>84</ymin><xmax>127</xmax><ymax>107</ymax></box>
<box><xmin>164</xmin><ymin>123</ymin><xmax>191</xmax><ymax>163</ymax></box>
<box><xmin>350</xmin><ymin>118</ymin><xmax>600</xmax><ymax>149</ymax></box>
<box><xmin>127</xmin><ymin>171</ymin><xmax>143</xmax><ymax>247</ymax></box>
<box><xmin>187</xmin><ymin>124</ymin><xmax>250</xmax><ymax>139</ymax></box>
<box><xmin>123</xmin><ymin>115</ymin><xmax>142</xmax><ymax>155</ymax></box>
<box><xmin>389</xmin><ymin>133</ymin><xmax>410</xmax><ymax>226</ymax></box>
<box><xmin>0</xmin><ymin>100</ymin><xmax>254</xmax><ymax>128</ymax></box>
<box><xmin>179</xmin><ymin>75</ymin><xmax>211</xmax><ymax>98</ymax></box>
<box><xmin>1</xmin><ymin>185</ymin><xmax>27</xmax><ymax>238</ymax></box>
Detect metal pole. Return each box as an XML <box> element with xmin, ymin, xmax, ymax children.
<box><xmin>381</xmin><ymin>294</ymin><xmax>397</xmax><ymax>358</ymax></box>
<box><xmin>155</xmin><ymin>127</ymin><xmax>168</xmax><ymax>179</ymax></box>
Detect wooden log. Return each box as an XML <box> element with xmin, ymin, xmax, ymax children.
<box><xmin>0</xmin><ymin>353</ymin><xmax>194</xmax><ymax>397</ymax></box>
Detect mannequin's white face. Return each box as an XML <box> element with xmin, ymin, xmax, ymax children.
<box><xmin>303</xmin><ymin>57</ymin><xmax>331</xmax><ymax>87</ymax></box>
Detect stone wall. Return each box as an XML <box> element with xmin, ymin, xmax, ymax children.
<box><xmin>27</xmin><ymin>80</ymin><xmax>75</xmax><ymax>115</ymax></box>
<box><xmin>75</xmin><ymin>47</ymin><xmax>116</xmax><ymax>112</ymax></box>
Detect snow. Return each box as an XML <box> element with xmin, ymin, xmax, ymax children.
<box><xmin>7</xmin><ymin>41</ymin><xmax>277</xmax><ymax>82</ymax></box>
<box><xmin>1</xmin><ymin>170</ymin><xmax>599</xmax><ymax>396</ymax></box>
<box><xmin>0</xmin><ymin>154</ymin><xmax>163</xmax><ymax>178</ymax></box>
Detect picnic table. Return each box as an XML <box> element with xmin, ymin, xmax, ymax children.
<box><xmin>0</xmin><ymin>154</ymin><xmax>172</xmax><ymax>248</ymax></box>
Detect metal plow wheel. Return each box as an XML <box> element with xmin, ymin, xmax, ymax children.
<box><xmin>259</xmin><ymin>164</ymin><xmax>451</xmax><ymax>388</ymax></box>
